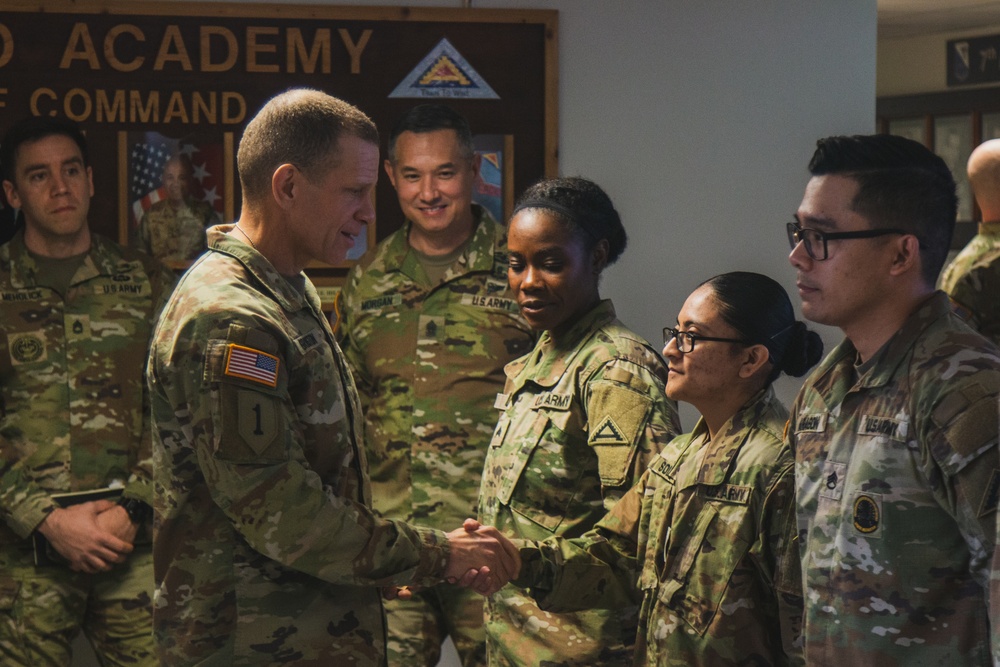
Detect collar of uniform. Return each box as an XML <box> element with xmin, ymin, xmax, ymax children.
<box><xmin>808</xmin><ymin>291</ymin><xmax>950</xmax><ymax>403</ymax></box>
<box><xmin>507</xmin><ymin>299</ymin><xmax>617</xmax><ymax>389</ymax></box>
<box><xmin>979</xmin><ymin>220</ymin><xmax>1000</xmax><ymax>236</ymax></box>
<box><xmin>388</xmin><ymin>204</ymin><xmax>499</xmax><ymax>282</ymax></box>
<box><xmin>5</xmin><ymin>227</ymin><xmax>122</xmax><ymax>289</ymax></box>
<box><xmin>695</xmin><ymin>386</ymin><xmax>781</xmax><ymax>487</ymax></box>
<box><xmin>207</xmin><ymin>224</ymin><xmax>309</xmax><ymax>314</ymax></box>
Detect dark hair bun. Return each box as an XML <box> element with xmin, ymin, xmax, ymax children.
<box><xmin>779</xmin><ymin>321</ymin><xmax>824</xmax><ymax>377</ymax></box>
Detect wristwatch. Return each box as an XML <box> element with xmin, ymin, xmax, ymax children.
<box><xmin>118</xmin><ymin>497</ymin><xmax>152</xmax><ymax>525</ymax></box>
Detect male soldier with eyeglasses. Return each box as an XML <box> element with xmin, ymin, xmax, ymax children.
<box><xmin>787</xmin><ymin>134</ymin><xmax>1000</xmax><ymax>665</ymax></box>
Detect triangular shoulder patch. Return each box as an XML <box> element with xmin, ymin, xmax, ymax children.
<box><xmin>589</xmin><ymin>415</ymin><xmax>628</xmax><ymax>446</ymax></box>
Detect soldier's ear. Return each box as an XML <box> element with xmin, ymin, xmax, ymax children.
<box><xmin>271</xmin><ymin>164</ymin><xmax>297</xmax><ymax>209</ymax></box>
<box><xmin>888</xmin><ymin>234</ymin><xmax>921</xmax><ymax>278</ymax></box>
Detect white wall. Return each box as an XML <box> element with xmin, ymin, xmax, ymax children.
<box><xmin>73</xmin><ymin>1</ymin><xmax>877</xmax><ymax>665</ymax></box>
<box><xmin>878</xmin><ymin>23</ymin><xmax>1000</xmax><ymax>96</ymax></box>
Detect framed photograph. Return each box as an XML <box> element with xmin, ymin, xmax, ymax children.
<box><xmin>888</xmin><ymin>117</ymin><xmax>926</xmax><ymax>144</ymax></box>
<box><xmin>118</xmin><ymin>130</ymin><xmax>233</xmax><ymax>269</ymax></box>
<box><xmin>933</xmin><ymin>114</ymin><xmax>974</xmax><ymax>223</ymax></box>
<box><xmin>472</xmin><ymin>134</ymin><xmax>514</xmax><ymax>224</ymax></box>
<box><xmin>983</xmin><ymin>111</ymin><xmax>1000</xmax><ymax>141</ymax></box>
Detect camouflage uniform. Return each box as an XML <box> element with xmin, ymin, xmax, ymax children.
<box><xmin>516</xmin><ymin>387</ymin><xmax>803</xmax><ymax>666</ymax></box>
<box><xmin>939</xmin><ymin>221</ymin><xmax>1000</xmax><ymax>344</ymax></box>
<box><xmin>0</xmin><ymin>229</ymin><xmax>173</xmax><ymax>666</ymax></box>
<box><xmin>137</xmin><ymin>197</ymin><xmax>217</xmax><ymax>263</ymax></box>
<box><xmin>149</xmin><ymin>226</ymin><xmax>452</xmax><ymax>667</ymax></box>
<box><xmin>337</xmin><ymin>207</ymin><xmax>534</xmax><ymax>667</ymax></box>
<box><xmin>790</xmin><ymin>291</ymin><xmax>1000</xmax><ymax>665</ymax></box>
<box><xmin>479</xmin><ymin>299</ymin><xmax>680</xmax><ymax>666</ymax></box>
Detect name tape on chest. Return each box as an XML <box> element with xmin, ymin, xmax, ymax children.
<box><xmin>858</xmin><ymin>414</ymin><xmax>907</xmax><ymax>441</ymax></box>
<box><xmin>795</xmin><ymin>412</ymin><xmax>827</xmax><ymax>433</ymax></box>
<box><xmin>532</xmin><ymin>392</ymin><xmax>572</xmax><ymax>411</ymax></box>
<box><xmin>224</xmin><ymin>344</ymin><xmax>280</xmax><ymax>387</ymax></box>
<box><xmin>360</xmin><ymin>294</ymin><xmax>403</xmax><ymax>312</ymax></box>
<box><xmin>460</xmin><ymin>293</ymin><xmax>519</xmax><ymax>312</ymax></box>
<box><xmin>703</xmin><ymin>484</ymin><xmax>752</xmax><ymax>505</ymax></box>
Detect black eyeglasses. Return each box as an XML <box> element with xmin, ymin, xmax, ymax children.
<box><xmin>786</xmin><ymin>222</ymin><xmax>912</xmax><ymax>261</ymax></box>
<box><xmin>663</xmin><ymin>327</ymin><xmax>749</xmax><ymax>353</ymax></box>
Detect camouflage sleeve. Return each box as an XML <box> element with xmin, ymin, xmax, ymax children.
<box><xmin>752</xmin><ymin>463</ymin><xmax>804</xmax><ymax>665</ymax></box>
<box><xmin>925</xmin><ymin>370</ymin><xmax>1000</xmax><ymax>590</ymax></box>
<box><xmin>123</xmin><ymin>262</ymin><xmax>176</xmax><ymax>506</ymax></box>
<box><xmin>334</xmin><ymin>266</ymin><xmax>374</xmax><ymax>401</ymax></box>
<box><xmin>0</xmin><ymin>432</ymin><xmax>58</xmax><ymax>537</ymax></box>
<box><xmin>159</xmin><ymin>315</ymin><xmax>449</xmax><ymax>587</ymax></box>
<box><xmin>516</xmin><ymin>475</ymin><xmax>646</xmax><ymax>612</ymax></box>
<box><xmin>948</xmin><ymin>262</ymin><xmax>1000</xmax><ymax>345</ymax></box>
<box><xmin>585</xmin><ymin>358</ymin><xmax>680</xmax><ymax>508</ymax></box>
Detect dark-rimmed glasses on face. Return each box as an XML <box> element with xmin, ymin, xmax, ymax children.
<box><xmin>786</xmin><ymin>222</ymin><xmax>911</xmax><ymax>261</ymax></box>
<box><xmin>663</xmin><ymin>327</ymin><xmax>748</xmax><ymax>353</ymax></box>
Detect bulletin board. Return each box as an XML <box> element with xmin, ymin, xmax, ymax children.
<box><xmin>0</xmin><ymin>1</ymin><xmax>557</xmax><ymax>274</ymax></box>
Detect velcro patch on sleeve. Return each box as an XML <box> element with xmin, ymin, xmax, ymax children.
<box><xmin>588</xmin><ymin>381</ymin><xmax>652</xmax><ymax>486</ymax></box>
<box><xmin>224</xmin><ymin>344</ymin><xmax>280</xmax><ymax>387</ymax></box>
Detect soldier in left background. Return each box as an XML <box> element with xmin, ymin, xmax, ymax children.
<box><xmin>0</xmin><ymin>116</ymin><xmax>175</xmax><ymax>666</ymax></box>
<box><xmin>136</xmin><ymin>153</ymin><xmax>219</xmax><ymax>264</ymax></box>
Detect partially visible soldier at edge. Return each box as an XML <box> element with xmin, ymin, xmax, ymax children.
<box><xmin>787</xmin><ymin>134</ymin><xmax>1000</xmax><ymax>665</ymax></box>
<box><xmin>336</xmin><ymin>103</ymin><xmax>534</xmax><ymax>667</ymax></box>
<box><xmin>148</xmin><ymin>89</ymin><xmax>520</xmax><ymax>666</ymax></box>
<box><xmin>939</xmin><ymin>138</ymin><xmax>1000</xmax><ymax>344</ymax></box>
<box><xmin>0</xmin><ymin>116</ymin><xmax>175</xmax><ymax>666</ymax></box>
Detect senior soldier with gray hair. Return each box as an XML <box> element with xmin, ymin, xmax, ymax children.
<box><xmin>148</xmin><ymin>89</ymin><xmax>520</xmax><ymax>666</ymax></box>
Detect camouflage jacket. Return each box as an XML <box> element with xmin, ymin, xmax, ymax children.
<box><xmin>148</xmin><ymin>226</ymin><xmax>450</xmax><ymax>666</ymax></box>
<box><xmin>0</xmin><ymin>229</ymin><xmax>173</xmax><ymax>545</ymax></box>
<box><xmin>337</xmin><ymin>207</ymin><xmax>534</xmax><ymax>528</ymax></box>
<box><xmin>478</xmin><ymin>299</ymin><xmax>680</xmax><ymax>667</ymax></box>
<box><xmin>790</xmin><ymin>291</ymin><xmax>1000</xmax><ymax>665</ymax></box>
<box><xmin>938</xmin><ymin>221</ymin><xmax>1000</xmax><ymax>295</ymax></box>
<box><xmin>137</xmin><ymin>197</ymin><xmax>216</xmax><ymax>263</ymax></box>
<box><xmin>516</xmin><ymin>387</ymin><xmax>803</xmax><ymax>666</ymax></box>
<box><xmin>945</xmin><ymin>245</ymin><xmax>1000</xmax><ymax>347</ymax></box>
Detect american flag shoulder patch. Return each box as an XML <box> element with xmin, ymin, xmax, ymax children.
<box><xmin>224</xmin><ymin>344</ymin><xmax>280</xmax><ymax>387</ymax></box>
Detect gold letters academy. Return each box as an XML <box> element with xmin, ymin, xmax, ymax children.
<box><xmin>0</xmin><ymin>21</ymin><xmax>372</xmax><ymax>126</ymax></box>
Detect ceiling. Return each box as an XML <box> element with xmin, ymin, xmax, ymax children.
<box><xmin>879</xmin><ymin>0</ymin><xmax>1000</xmax><ymax>39</ymax></box>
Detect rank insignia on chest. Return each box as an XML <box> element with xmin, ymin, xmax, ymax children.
<box><xmin>224</xmin><ymin>344</ymin><xmax>280</xmax><ymax>387</ymax></box>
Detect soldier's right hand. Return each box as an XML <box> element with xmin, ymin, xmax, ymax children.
<box><xmin>443</xmin><ymin>520</ymin><xmax>521</xmax><ymax>596</ymax></box>
<box><xmin>36</xmin><ymin>500</ymin><xmax>134</xmax><ymax>573</ymax></box>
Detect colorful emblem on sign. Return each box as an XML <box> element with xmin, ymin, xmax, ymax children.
<box><xmin>225</xmin><ymin>344</ymin><xmax>279</xmax><ymax>387</ymax></box>
<box><xmin>389</xmin><ymin>38</ymin><xmax>499</xmax><ymax>99</ymax></box>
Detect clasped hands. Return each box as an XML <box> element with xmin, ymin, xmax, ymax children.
<box><xmin>385</xmin><ymin>518</ymin><xmax>519</xmax><ymax>600</ymax></box>
<box><xmin>36</xmin><ymin>499</ymin><xmax>138</xmax><ymax>574</ymax></box>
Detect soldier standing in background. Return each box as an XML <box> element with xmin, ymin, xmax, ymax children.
<box><xmin>788</xmin><ymin>134</ymin><xmax>1000</xmax><ymax>665</ymax></box>
<box><xmin>0</xmin><ymin>116</ymin><xmax>174</xmax><ymax>666</ymax></box>
<box><xmin>337</xmin><ymin>104</ymin><xmax>534</xmax><ymax>667</ymax></box>
<box><xmin>939</xmin><ymin>138</ymin><xmax>1000</xmax><ymax>344</ymax></box>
